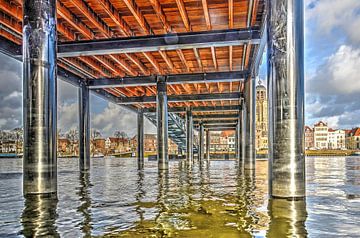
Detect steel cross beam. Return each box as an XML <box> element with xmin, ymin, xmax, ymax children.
<box><xmin>143</xmin><ymin>105</ymin><xmax>240</xmax><ymax>113</ymax></box>
<box><xmin>193</xmin><ymin>114</ymin><xmax>239</xmax><ymax>120</ymax></box>
<box><xmin>194</xmin><ymin>120</ymin><xmax>238</xmax><ymax>126</ymax></box>
<box><xmin>108</xmin><ymin>92</ymin><xmax>242</xmax><ymax>105</ymax></box>
<box><xmin>87</xmin><ymin>71</ymin><xmax>248</xmax><ymax>89</ymax></box>
<box><xmin>208</xmin><ymin>127</ymin><xmax>236</xmax><ymax>131</ymax></box>
<box><xmin>57</xmin><ymin>28</ymin><xmax>261</xmax><ymax>58</ymax></box>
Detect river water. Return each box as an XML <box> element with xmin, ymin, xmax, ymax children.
<box><xmin>0</xmin><ymin>156</ymin><xmax>359</xmax><ymax>237</ymax></box>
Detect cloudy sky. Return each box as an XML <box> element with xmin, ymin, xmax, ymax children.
<box><xmin>0</xmin><ymin>0</ymin><xmax>360</xmax><ymax>136</ymax></box>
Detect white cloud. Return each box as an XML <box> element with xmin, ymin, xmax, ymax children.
<box><xmin>306</xmin><ymin>0</ymin><xmax>360</xmax><ymax>45</ymax></box>
<box><xmin>310</xmin><ymin>45</ymin><xmax>360</xmax><ymax>94</ymax></box>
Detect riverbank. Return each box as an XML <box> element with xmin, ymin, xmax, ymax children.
<box><xmin>305</xmin><ymin>150</ymin><xmax>359</xmax><ymax>156</ymax></box>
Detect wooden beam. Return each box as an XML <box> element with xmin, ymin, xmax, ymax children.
<box><xmin>143</xmin><ymin>52</ymin><xmax>163</xmax><ymax>74</ymax></box>
<box><xmin>201</xmin><ymin>0</ymin><xmax>211</xmax><ymax>30</ymax></box>
<box><xmin>175</xmin><ymin>0</ymin><xmax>191</xmax><ymax>31</ymax></box>
<box><xmin>149</xmin><ymin>0</ymin><xmax>171</xmax><ymax>32</ymax></box>
<box><xmin>177</xmin><ymin>49</ymin><xmax>190</xmax><ymax>72</ymax></box>
<box><xmin>122</xmin><ymin>0</ymin><xmax>152</xmax><ymax>35</ymax></box>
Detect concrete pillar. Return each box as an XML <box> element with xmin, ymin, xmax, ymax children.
<box><xmin>206</xmin><ymin>129</ymin><xmax>210</xmax><ymax>161</ymax></box>
<box><xmin>156</xmin><ymin>76</ymin><xmax>168</xmax><ymax>170</ymax></box>
<box><xmin>137</xmin><ymin>109</ymin><xmax>144</xmax><ymax>169</ymax></box>
<box><xmin>268</xmin><ymin>0</ymin><xmax>305</xmax><ymax>198</ymax></box>
<box><xmin>186</xmin><ymin>109</ymin><xmax>193</xmax><ymax>163</ymax></box>
<box><xmin>199</xmin><ymin>122</ymin><xmax>204</xmax><ymax>161</ymax></box>
<box><xmin>244</xmin><ymin>78</ymin><xmax>256</xmax><ymax>170</ymax></box>
<box><xmin>79</xmin><ymin>84</ymin><xmax>90</xmax><ymax>172</ymax></box>
<box><xmin>22</xmin><ymin>0</ymin><xmax>57</xmax><ymax>197</ymax></box>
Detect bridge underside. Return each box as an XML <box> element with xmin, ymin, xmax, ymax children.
<box><xmin>0</xmin><ymin>0</ymin><xmax>305</xmax><ymax>199</ymax></box>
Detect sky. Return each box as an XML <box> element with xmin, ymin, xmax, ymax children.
<box><xmin>0</xmin><ymin>0</ymin><xmax>360</xmax><ymax>136</ymax></box>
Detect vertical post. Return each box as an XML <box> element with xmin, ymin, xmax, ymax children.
<box><xmin>199</xmin><ymin>122</ymin><xmax>204</xmax><ymax>161</ymax></box>
<box><xmin>137</xmin><ymin>109</ymin><xmax>144</xmax><ymax>169</ymax></box>
<box><xmin>268</xmin><ymin>0</ymin><xmax>305</xmax><ymax>198</ymax></box>
<box><xmin>240</xmin><ymin>99</ymin><xmax>246</xmax><ymax>166</ymax></box>
<box><xmin>186</xmin><ymin>109</ymin><xmax>193</xmax><ymax>163</ymax></box>
<box><xmin>206</xmin><ymin>129</ymin><xmax>210</xmax><ymax>161</ymax></box>
<box><xmin>156</xmin><ymin>76</ymin><xmax>168</xmax><ymax>170</ymax></box>
<box><xmin>79</xmin><ymin>84</ymin><xmax>90</xmax><ymax>172</ymax></box>
<box><xmin>23</xmin><ymin>0</ymin><xmax>57</xmax><ymax>197</ymax></box>
<box><xmin>235</xmin><ymin>121</ymin><xmax>240</xmax><ymax>159</ymax></box>
<box><xmin>244</xmin><ymin>78</ymin><xmax>256</xmax><ymax>170</ymax></box>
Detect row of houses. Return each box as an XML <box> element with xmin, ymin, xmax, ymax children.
<box><xmin>58</xmin><ymin>134</ymin><xmax>178</xmax><ymax>156</ymax></box>
<box><xmin>305</xmin><ymin>121</ymin><xmax>360</xmax><ymax>150</ymax></box>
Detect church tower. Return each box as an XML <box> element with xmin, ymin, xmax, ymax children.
<box><xmin>255</xmin><ymin>79</ymin><xmax>268</xmax><ymax>152</ymax></box>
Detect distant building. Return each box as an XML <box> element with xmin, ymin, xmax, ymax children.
<box><xmin>328</xmin><ymin>129</ymin><xmax>346</xmax><ymax>149</ymax></box>
<box><xmin>58</xmin><ymin>138</ymin><xmax>71</xmax><ymax>155</ymax></box>
<box><xmin>255</xmin><ymin>80</ymin><xmax>268</xmax><ymax>151</ymax></box>
<box><xmin>304</xmin><ymin>126</ymin><xmax>314</xmax><ymax>149</ymax></box>
<box><xmin>92</xmin><ymin>138</ymin><xmax>106</xmax><ymax>155</ymax></box>
<box><xmin>314</xmin><ymin>121</ymin><xmax>328</xmax><ymax>149</ymax></box>
<box><xmin>130</xmin><ymin>134</ymin><xmax>178</xmax><ymax>154</ymax></box>
<box><xmin>210</xmin><ymin>131</ymin><xmax>234</xmax><ymax>152</ymax></box>
<box><xmin>105</xmin><ymin>137</ymin><xmax>130</xmax><ymax>154</ymax></box>
<box><xmin>346</xmin><ymin>128</ymin><xmax>360</xmax><ymax>150</ymax></box>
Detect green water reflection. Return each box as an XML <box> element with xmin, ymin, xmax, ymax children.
<box><xmin>4</xmin><ymin>157</ymin><xmax>358</xmax><ymax>237</ymax></box>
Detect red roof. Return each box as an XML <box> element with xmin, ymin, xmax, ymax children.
<box><xmin>328</xmin><ymin>128</ymin><xmax>336</xmax><ymax>132</ymax></box>
<box><xmin>304</xmin><ymin>126</ymin><xmax>313</xmax><ymax>131</ymax></box>
<box><xmin>352</xmin><ymin>128</ymin><xmax>360</xmax><ymax>136</ymax></box>
<box><xmin>314</xmin><ymin>121</ymin><xmax>327</xmax><ymax>127</ymax></box>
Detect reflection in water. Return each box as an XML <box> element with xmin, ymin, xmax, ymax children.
<box><xmin>21</xmin><ymin>195</ymin><xmax>59</xmax><ymax>237</ymax></box>
<box><xmin>1</xmin><ymin>157</ymin><xmax>359</xmax><ymax>237</ymax></box>
<box><xmin>135</xmin><ymin>170</ymin><xmax>145</xmax><ymax>223</ymax></box>
<box><xmin>77</xmin><ymin>173</ymin><xmax>92</xmax><ymax>237</ymax></box>
<box><xmin>267</xmin><ymin>198</ymin><xmax>307</xmax><ymax>237</ymax></box>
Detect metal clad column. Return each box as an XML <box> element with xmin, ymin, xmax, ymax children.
<box><xmin>244</xmin><ymin>78</ymin><xmax>256</xmax><ymax>170</ymax></box>
<box><xmin>268</xmin><ymin>0</ymin><xmax>305</xmax><ymax>198</ymax></box>
<box><xmin>79</xmin><ymin>84</ymin><xmax>90</xmax><ymax>172</ymax></box>
<box><xmin>156</xmin><ymin>76</ymin><xmax>168</xmax><ymax>170</ymax></box>
<box><xmin>240</xmin><ymin>99</ymin><xmax>246</xmax><ymax>166</ymax></box>
<box><xmin>206</xmin><ymin>129</ymin><xmax>210</xmax><ymax>161</ymax></box>
<box><xmin>23</xmin><ymin>0</ymin><xmax>57</xmax><ymax>196</ymax></box>
<box><xmin>137</xmin><ymin>109</ymin><xmax>144</xmax><ymax>169</ymax></box>
<box><xmin>235</xmin><ymin>120</ymin><xmax>240</xmax><ymax>159</ymax></box>
<box><xmin>199</xmin><ymin>123</ymin><xmax>204</xmax><ymax>161</ymax></box>
<box><xmin>186</xmin><ymin>109</ymin><xmax>193</xmax><ymax>163</ymax></box>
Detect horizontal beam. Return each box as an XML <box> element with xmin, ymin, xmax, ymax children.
<box><xmin>193</xmin><ymin>113</ymin><xmax>239</xmax><ymax>120</ymax></box>
<box><xmin>107</xmin><ymin>92</ymin><xmax>242</xmax><ymax>105</ymax></box>
<box><xmin>87</xmin><ymin>71</ymin><xmax>248</xmax><ymax>89</ymax></box>
<box><xmin>57</xmin><ymin>28</ymin><xmax>260</xmax><ymax>57</ymax></box>
<box><xmin>143</xmin><ymin>105</ymin><xmax>240</xmax><ymax>113</ymax></box>
<box><xmin>208</xmin><ymin>127</ymin><xmax>236</xmax><ymax>131</ymax></box>
<box><xmin>194</xmin><ymin>120</ymin><xmax>239</xmax><ymax>125</ymax></box>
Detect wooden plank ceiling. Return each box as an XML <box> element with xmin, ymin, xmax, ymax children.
<box><xmin>0</xmin><ymin>0</ymin><xmax>265</xmax><ymax>111</ymax></box>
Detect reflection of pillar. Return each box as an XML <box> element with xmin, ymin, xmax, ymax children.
<box><xmin>21</xmin><ymin>195</ymin><xmax>59</xmax><ymax>237</ymax></box>
<box><xmin>186</xmin><ymin>109</ymin><xmax>193</xmax><ymax>163</ymax></box>
<box><xmin>135</xmin><ymin>171</ymin><xmax>145</xmax><ymax>223</ymax></box>
<box><xmin>157</xmin><ymin>76</ymin><xmax>168</xmax><ymax>170</ymax></box>
<box><xmin>267</xmin><ymin>199</ymin><xmax>307</xmax><ymax>237</ymax></box>
<box><xmin>78</xmin><ymin>173</ymin><xmax>92</xmax><ymax>237</ymax></box>
<box><xmin>23</xmin><ymin>0</ymin><xmax>57</xmax><ymax>196</ymax></box>
<box><xmin>268</xmin><ymin>0</ymin><xmax>305</xmax><ymax>198</ymax></box>
<box><xmin>199</xmin><ymin>123</ymin><xmax>204</xmax><ymax>161</ymax></box>
<box><xmin>79</xmin><ymin>84</ymin><xmax>90</xmax><ymax>172</ymax></box>
<box><xmin>244</xmin><ymin>78</ymin><xmax>256</xmax><ymax>170</ymax></box>
<box><xmin>137</xmin><ymin>110</ymin><xmax>144</xmax><ymax>169</ymax></box>
<box><xmin>206</xmin><ymin>129</ymin><xmax>210</xmax><ymax>161</ymax></box>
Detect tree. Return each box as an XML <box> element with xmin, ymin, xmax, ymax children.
<box><xmin>90</xmin><ymin>129</ymin><xmax>102</xmax><ymax>156</ymax></box>
<box><xmin>66</xmin><ymin>129</ymin><xmax>79</xmax><ymax>156</ymax></box>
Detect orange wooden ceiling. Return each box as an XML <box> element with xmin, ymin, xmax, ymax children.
<box><xmin>0</xmin><ymin>0</ymin><xmax>265</xmax><ymax>109</ymax></box>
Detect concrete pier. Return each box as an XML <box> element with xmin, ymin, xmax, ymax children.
<box><xmin>268</xmin><ymin>0</ymin><xmax>305</xmax><ymax>198</ymax></box>
<box><xmin>22</xmin><ymin>0</ymin><xmax>57</xmax><ymax>196</ymax></box>
<box><xmin>235</xmin><ymin>120</ymin><xmax>240</xmax><ymax>160</ymax></box>
<box><xmin>199</xmin><ymin>123</ymin><xmax>204</xmax><ymax>161</ymax></box>
<box><xmin>156</xmin><ymin>77</ymin><xmax>168</xmax><ymax>170</ymax></box>
<box><xmin>137</xmin><ymin>109</ymin><xmax>144</xmax><ymax>169</ymax></box>
<box><xmin>205</xmin><ymin>129</ymin><xmax>210</xmax><ymax>161</ymax></box>
<box><xmin>244</xmin><ymin>78</ymin><xmax>256</xmax><ymax>170</ymax></box>
<box><xmin>79</xmin><ymin>84</ymin><xmax>90</xmax><ymax>172</ymax></box>
<box><xmin>186</xmin><ymin>109</ymin><xmax>193</xmax><ymax>163</ymax></box>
